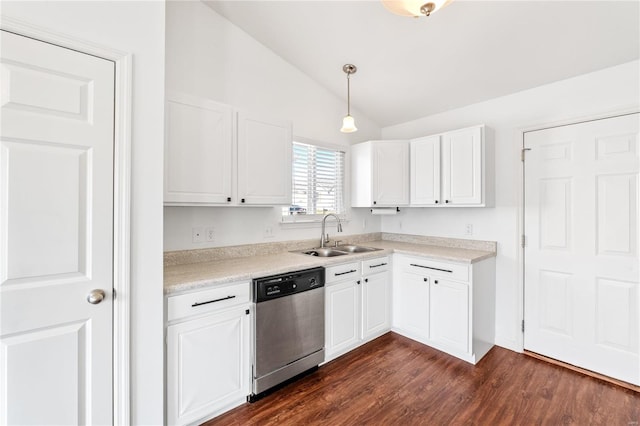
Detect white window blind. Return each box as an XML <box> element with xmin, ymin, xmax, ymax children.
<box><xmin>285</xmin><ymin>141</ymin><xmax>345</xmax><ymax>217</ymax></box>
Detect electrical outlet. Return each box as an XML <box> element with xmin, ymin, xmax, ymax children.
<box><xmin>465</xmin><ymin>224</ymin><xmax>473</xmax><ymax>236</ymax></box>
<box><xmin>264</xmin><ymin>226</ymin><xmax>274</xmax><ymax>239</ymax></box>
<box><xmin>399</xmin><ymin>220</ymin><xmax>403</xmax><ymax>230</ymax></box>
<box><xmin>192</xmin><ymin>227</ymin><xmax>204</xmax><ymax>243</ymax></box>
<box><xmin>362</xmin><ymin>219</ymin><xmax>367</xmax><ymax>230</ymax></box>
<box><xmin>206</xmin><ymin>227</ymin><xmax>215</xmax><ymax>242</ymax></box>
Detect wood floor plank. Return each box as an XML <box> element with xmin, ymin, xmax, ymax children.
<box><xmin>204</xmin><ymin>333</ymin><xmax>639</xmax><ymax>425</ymax></box>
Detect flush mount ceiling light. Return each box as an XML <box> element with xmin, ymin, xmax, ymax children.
<box><xmin>340</xmin><ymin>64</ymin><xmax>358</xmax><ymax>133</ymax></box>
<box><xmin>382</xmin><ymin>0</ymin><xmax>453</xmax><ymax>17</ymax></box>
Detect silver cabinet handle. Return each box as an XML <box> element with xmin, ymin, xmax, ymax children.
<box><xmin>87</xmin><ymin>289</ymin><xmax>106</xmax><ymax>304</ymax></box>
<box><xmin>335</xmin><ymin>269</ymin><xmax>357</xmax><ymax>276</ymax></box>
<box><xmin>369</xmin><ymin>263</ymin><xmax>387</xmax><ymax>268</ymax></box>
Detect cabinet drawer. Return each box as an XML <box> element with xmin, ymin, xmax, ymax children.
<box><xmin>402</xmin><ymin>257</ymin><xmax>469</xmax><ymax>282</ymax></box>
<box><xmin>325</xmin><ymin>261</ymin><xmax>361</xmax><ymax>284</ymax></box>
<box><xmin>362</xmin><ymin>256</ymin><xmax>390</xmax><ymax>275</ymax></box>
<box><xmin>167</xmin><ymin>281</ymin><xmax>250</xmax><ymax>322</ymax></box>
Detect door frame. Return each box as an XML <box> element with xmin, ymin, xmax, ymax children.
<box><xmin>1</xmin><ymin>16</ymin><xmax>132</xmax><ymax>424</ymax></box>
<box><xmin>516</xmin><ymin>106</ymin><xmax>640</xmax><ymax>353</ymax></box>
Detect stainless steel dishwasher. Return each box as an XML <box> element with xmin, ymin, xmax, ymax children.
<box><xmin>251</xmin><ymin>267</ymin><xmax>325</xmax><ymax>400</ymax></box>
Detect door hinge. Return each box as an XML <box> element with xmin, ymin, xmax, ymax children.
<box><xmin>521</xmin><ymin>235</ymin><xmax>526</xmax><ymax>248</ymax></box>
<box><xmin>113</xmin><ymin>288</ymin><xmax>116</xmax><ymax>299</ymax></box>
<box><xmin>521</xmin><ymin>320</ymin><xmax>525</xmax><ymax>333</ymax></box>
<box><xmin>521</xmin><ymin>147</ymin><xmax>531</xmax><ymax>162</ymax></box>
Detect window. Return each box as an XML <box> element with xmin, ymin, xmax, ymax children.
<box><xmin>283</xmin><ymin>141</ymin><xmax>345</xmax><ymax>219</ymax></box>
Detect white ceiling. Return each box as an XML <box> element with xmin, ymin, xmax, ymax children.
<box><xmin>204</xmin><ymin>1</ymin><xmax>640</xmax><ymax>127</ymax></box>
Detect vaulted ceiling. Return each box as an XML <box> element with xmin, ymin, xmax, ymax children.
<box><xmin>205</xmin><ymin>1</ymin><xmax>640</xmax><ymax>127</ymax></box>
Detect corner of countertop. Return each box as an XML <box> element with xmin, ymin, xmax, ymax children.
<box><xmin>380</xmin><ymin>233</ymin><xmax>497</xmax><ymax>254</ymax></box>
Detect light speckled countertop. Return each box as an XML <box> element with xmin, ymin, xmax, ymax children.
<box><xmin>164</xmin><ymin>239</ymin><xmax>496</xmax><ymax>295</ymax></box>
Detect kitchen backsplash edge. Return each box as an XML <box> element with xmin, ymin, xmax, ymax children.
<box><xmin>164</xmin><ymin>233</ymin><xmax>496</xmax><ymax>266</ymax></box>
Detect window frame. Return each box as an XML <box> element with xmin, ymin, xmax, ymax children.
<box><xmin>281</xmin><ymin>137</ymin><xmax>350</xmax><ymax>225</ymax></box>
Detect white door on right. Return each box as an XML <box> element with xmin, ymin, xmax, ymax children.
<box><xmin>524</xmin><ymin>113</ymin><xmax>639</xmax><ymax>385</ymax></box>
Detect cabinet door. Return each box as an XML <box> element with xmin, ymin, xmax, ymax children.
<box><xmin>430</xmin><ymin>279</ymin><xmax>469</xmax><ymax>353</ymax></box>
<box><xmin>164</xmin><ymin>93</ymin><xmax>233</xmax><ymax>204</ymax></box>
<box><xmin>237</xmin><ymin>111</ymin><xmax>292</xmax><ymax>205</ymax></box>
<box><xmin>361</xmin><ymin>271</ymin><xmax>391</xmax><ymax>341</ymax></box>
<box><xmin>441</xmin><ymin>126</ymin><xmax>482</xmax><ymax>205</ymax></box>
<box><xmin>394</xmin><ymin>271</ymin><xmax>430</xmax><ymax>340</ymax></box>
<box><xmin>167</xmin><ymin>306</ymin><xmax>250</xmax><ymax>426</ymax></box>
<box><xmin>410</xmin><ymin>135</ymin><xmax>441</xmax><ymax>205</ymax></box>
<box><xmin>325</xmin><ymin>279</ymin><xmax>360</xmax><ymax>359</ymax></box>
<box><xmin>372</xmin><ymin>141</ymin><xmax>409</xmax><ymax>206</ymax></box>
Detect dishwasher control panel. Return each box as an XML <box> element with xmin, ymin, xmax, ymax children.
<box><xmin>254</xmin><ymin>267</ymin><xmax>325</xmax><ymax>302</ymax></box>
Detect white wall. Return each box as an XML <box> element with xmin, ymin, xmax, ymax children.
<box><xmin>163</xmin><ymin>1</ymin><xmax>382</xmax><ymax>251</ymax></box>
<box><xmin>381</xmin><ymin>60</ymin><xmax>640</xmax><ymax>351</ymax></box>
<box><xmin>1</xmin><ymin>2</ymin><xmax>166</xmax><ymax>424</ymax></box>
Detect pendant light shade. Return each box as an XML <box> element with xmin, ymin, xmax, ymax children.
<box><xmin>340</xmin><ymin>64</ymin><xmax>358</xmax><ymax>133</ymax></box>
<box><xmin>341</xmin><ymin>115</ymin><xmax>357</xmax><ymax>133</ymax></box>
<box><xmin>382</xmin><ymin>0</ymin><xmax>453</xmax><ymax>17</ymax></box>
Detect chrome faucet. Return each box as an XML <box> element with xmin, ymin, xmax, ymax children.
<box><xmin>320</xmin><ymin>213</ymin><xmax>343</xmax><ymax>248</ymax></box>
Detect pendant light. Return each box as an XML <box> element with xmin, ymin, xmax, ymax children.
<box><xmin>340</xmin><ymin>64</ymin><xmax>358</xmax><ymax>133</ymax></box>
<box><xmin>382</xmin><ymin>0</ymin><xmax>453</xmax><ymax>17</ymax></box>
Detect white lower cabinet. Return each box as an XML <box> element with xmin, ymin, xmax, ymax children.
<box><xmin>361</xmin><ymin>257</ymin><xmax>391</xmax><ymax>341</ymax></box>
<box><xmin>325</xmin><ymin>278</ymin><xmax>360</xmax><ymax>358</ymax></box>
<box><xmin>325</xmin><ymin>257</ymin><xmax>391</xmax><ymax>362</ymax></box>
<box><xmin>394</xmin><ymin>268</ymin><xmax>430</xmax><ymax>341</ymax></box>
<box><xmin>392</xmin><ymin>254</ymin><xmax>495</xmax><ymax>364</ymax></box>
<box><xmin>429</xmin><ymin>278</ymin><xmax>469</xmax><ymax>353</ymax></box>
<box><xmin>166</xmin><ymin>282</ymin><xmax>251</xmax><ymax>426</ymax></box>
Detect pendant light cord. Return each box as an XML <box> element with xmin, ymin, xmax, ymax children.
<box><xmin>346</xmin><ymin>72</ymin><xmax>351</xmax><ymax>116</ymax></box>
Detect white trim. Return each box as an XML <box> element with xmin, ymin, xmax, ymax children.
<box><xmin>0</xmin><ymin>15</ymin><xmax>133</xmax><ymax>425</ymax></box>
<box><xmin>516</xmin><ymin>106</ymin><xmax>640</xmax><ymax>353</ymax></box>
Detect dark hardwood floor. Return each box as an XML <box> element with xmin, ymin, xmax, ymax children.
<box><xmin>205</xmin><ymin>332</ymin><xmax>639</xmax><ymax>425</ymax></box>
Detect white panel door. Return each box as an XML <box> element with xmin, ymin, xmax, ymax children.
<box><xmin>361</xmin><ymin>271</ymin><xmax>390</xmax><ymax>341</ymax></box>
<box><xmin>167</xmin><ymin>306</ymin><xmax>250</xmax><ymax>426</ymax></box>
<box><xmin>524</xmin><ymin>113</ymin><xmax>639</xmax><ymax>385</ymax></box>
<box><xmin>325</xmin><ymin>279</ymin><xmax>360</xmax><ymax>359</ymax></box>
<box><xmin>237</xmin><ymin>111</ymin><xmax>292</xmax><ymax>205</ymax></box>
<box><xmin>442</xmin><ymin>126</ymin><xmax>483</xmax><ymax>205</ymax></box>
<box><xmin>372</xmin><ymin>141</ymin><xmax>409</xmax><ymax>206</ymax></box>
<box><xmin>410</xmin><ymin>135</ymin><xmax>441</xmax><ymax>205</ymax></box>
<box><xmin>0</xmin><ymin>31</ymin><xmax>115</xmax><ymax>423</ymax></box>
<box><xmin>164</xmin><ymin>93</ymin><xmax>234</xmax><ymax>204</ymax></box>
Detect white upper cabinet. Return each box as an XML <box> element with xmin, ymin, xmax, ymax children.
<box><xmin>352</xmin><ymin>140</ymin><xmax>409</xmax><ymax>207</ymax></box>
<box><xmin>164</xmin><ymin>94</ymin><xmax>292</xmax><ymax>206</ymax></box>
<box><xmin>441</xmin><ymin>126</ymin><xmax>483</xmax><ymax>205</ymax></box>
<box><xmin>410</xmin><ymin>125</ymin><xmax>488</xmax><ymax>207</ymax></box>
<box><xmin>237</xmin><ymin>111</ymin><xmax>292</xmax><ymax>205</ymax></box>
<box><xmin>165</xmin><ymin>93</ymin><xmax>234</xmax><ymax>204</ymax></box>
<box><xmin>410</xmin><ymin>135</ymin><xmax>441</xmax><ymax>206</ymax></box>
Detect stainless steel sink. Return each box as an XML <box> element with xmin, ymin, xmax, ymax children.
<box><xmin>292</xmin><ymin>245</ymin><xmax>382</xmax><ymax>257</ymax></box>
<box><xmin>298</xmin><ymin>248</ymin><xmax>349</xmax><ymax>257</ymax></box>
<box><xmin>334</xmin><ymin>245</ymin><xmax>382</xmax><ymax>253</ymax></box>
